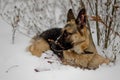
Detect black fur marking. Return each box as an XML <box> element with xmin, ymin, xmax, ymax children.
<box><xmin>39</xmin><ymin>28</ymin><xmax>62</xmax><ymax>42</ymax></box>
<box><xmin>37</xmin><ymin>28</ymin><xmax>73</xmax><ymax>58</ymax></box>
<box><xmin>51</xmin><ymin>30</ymin><xmax>73</xmax><ymax>58</ymax></box>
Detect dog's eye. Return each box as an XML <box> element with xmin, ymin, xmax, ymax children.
<box><xmin>63</xmin><ymin>30</ymin><xmax>73</xmax><ymax>37</ymax></box>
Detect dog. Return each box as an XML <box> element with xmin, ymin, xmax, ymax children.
<box><xmin>28</xmin><ymin>8</ymin><xmax>110</xmax><ymax>69</ymax></box>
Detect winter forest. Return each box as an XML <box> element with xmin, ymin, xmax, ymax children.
<box><xmin>0</xmin><ymin>0</ymin><xmax>120</xmax><ymax>80</ymax></box>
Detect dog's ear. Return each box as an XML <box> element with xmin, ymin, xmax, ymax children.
<box><xmin>76</xmin><ymin>8</ymin><xmax>87</xmax><ymax>25</ymax></box>
<box><xmin>76</xmin><ymin>8</ymin><xmax>87</xmax><ymax>36</ymax></box>
<box><xmin>67</xmin><ymin>9</ymin><xmax>75</xmax><ymax>22</ymax></box>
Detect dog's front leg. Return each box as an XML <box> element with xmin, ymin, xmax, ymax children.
<box><xmin>73</xmin><ymin>45</ymin><xmax>84</xmax><ymax>54</ymax></box>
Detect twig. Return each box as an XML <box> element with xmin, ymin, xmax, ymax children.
<box><xmin>87</xmin><ymin>0</ymin><xmax>94</xmax><ymax>15</ymax></box>
<box><xmin>69</xmin><ymin>0</ymin><xmax>76</xmax><ymax>17</ymax></box>
<box><xmin>34</xmin><ymin>68</ymin><xmax>50</xmax><ymax>72</ymax></box>
<box><xmin>90</xmin><ymin>16</ymin><xmax>120</xmax><ymax>37</ymax></box>
<box><xmin>6</xmin><ymin>65</ymin><xmax>19</xmax><ymax>73</ymax></box>
<box><xmin>17</xmin><ymin>29</ymin><xmax>32</xmax><ymax>38</ymax></box>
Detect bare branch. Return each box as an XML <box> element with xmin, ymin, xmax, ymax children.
<box><xmin>91</xmin><ymin>15</ymin><xmax>120</xmax><ymax>37</ymax></box>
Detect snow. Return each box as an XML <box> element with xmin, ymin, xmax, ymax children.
<box><xmin>0</xmin><ymin>18</ymin><xmax>120</xmax><ymax>80</ymax></box>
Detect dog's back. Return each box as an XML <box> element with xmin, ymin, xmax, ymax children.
<box><xmin>40</xmin><ymin>28</ymin><xmax>62</xmax><ymax>42</ymax></box>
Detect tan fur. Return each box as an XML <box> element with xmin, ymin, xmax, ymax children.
<box><xmin>63</xmin><ymin>20</ymin><xmax>77</xmax><ymax>33</ymax></box>
<box><xmin>71</xmin><ymin>25</ymin><xmax>90</xmax><ymax>54</ymax></box>
<box><xmin>28</xmin><ymin>38</ymin><xmax>50</xmax><ymax>57</ymax></box>
<box><xmin>88</xmin><ymin>53</ymin><xmax>110</xmax><ymax>69</ymax></box>
<box><xmin>62</xmin><ymin>50</ymin><xmax>110</xmax><ymax>69</ymax></box>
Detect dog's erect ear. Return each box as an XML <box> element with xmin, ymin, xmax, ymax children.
<box><xmin>76</xmin><ymin>8</ymin><xmax>87</xmax><ymax>36</ymax></box>
<box><xmin>76</xmin><ymin>8</ymin><xmax>87</xmax><ymax>25</ymax></box>
<box><xmin>67</xmin><ymin>9</ymin><xmax>75</xmax><ymax>22</ymax></box>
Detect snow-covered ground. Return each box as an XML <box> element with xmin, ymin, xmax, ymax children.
<box><xmin>0</xmin><ymin>18</ymin><xmax>120</xmax><ymax>80</ymax></box>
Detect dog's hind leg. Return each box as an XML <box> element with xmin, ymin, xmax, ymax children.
<box><xmin>28</xmin><ymin>38</ymin><xmax>50</xmax><ymax>57</ymax></box>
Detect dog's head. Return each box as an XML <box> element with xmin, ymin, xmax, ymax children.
<box><xmin>61</xmin><ymin>8</ymin><xmax>87</xmax><ymax>45</ymax></box>
<box><xmin>52</xmin><ymin>8</ymin><xmax>87</xmax><ymax>52</ymax></box>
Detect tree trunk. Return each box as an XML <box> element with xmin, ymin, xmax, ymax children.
<box><xmin>95</xmin><ymin>0</ymin><xmax>100</xmax><ymax>46</ymax></box>
<box><xmin>104</xmin><ymin>0</ymin><xmax>116</xmax><ymax>48</ymax></box>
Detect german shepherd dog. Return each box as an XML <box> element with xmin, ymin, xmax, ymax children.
<box><xmin>28</xmin><ymin>8</ymin><xmax>91</xmax><ymax>58</ymax></box>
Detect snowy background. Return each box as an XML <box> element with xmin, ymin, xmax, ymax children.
<box><xmin>0</xmin><ymin>0</ymin><xmax>120</xmax><ymax>80</ymax></box>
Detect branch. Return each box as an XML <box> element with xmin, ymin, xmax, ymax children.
<box><xmin>87</xmin><ymin>0</ymin><xmax>94</xmax><ymax>15</ymax></box>
<box><xmin>90</xmin><ymin>16</ymin><xmax>120</xmax><ymax>37</ymax></box>
<box><xmin>69</xmin><ymin>0</ymin><xmax>76</xmax><ymax>17</ymax></box>
<box><xmin>6</xmin><ymin>65</ymin><xmax>19</xmax><ymax>73</ymax></box>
